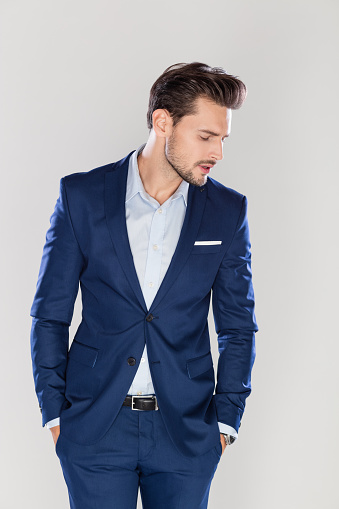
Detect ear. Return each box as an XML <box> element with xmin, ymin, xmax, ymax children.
<box><xmin>152</xmin><ymin>108</ymin><xmax>173</xmax><ymax>138</ymax></box>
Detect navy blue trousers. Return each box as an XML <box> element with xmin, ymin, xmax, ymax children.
<box><xmin>56</xmin><ymin>404</ymin><xmax>222</xmax><ymax>508</ymax></box>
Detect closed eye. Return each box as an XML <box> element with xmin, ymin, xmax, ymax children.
<box><xmin>200</xmin><ymin>135</ymin><xmax>225</xmax><ymax>143</ymax></box>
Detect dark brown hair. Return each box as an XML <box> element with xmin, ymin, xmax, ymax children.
<box><xmin>146</xmin><ymin>62</ymin><xmax>247</xmax><ymax>131</ymax></box>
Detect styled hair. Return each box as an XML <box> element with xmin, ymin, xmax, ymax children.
<box><xmin>146</xmin><ymin>62</ymin><xmax>247</xmax><ymax>131</ymax></box>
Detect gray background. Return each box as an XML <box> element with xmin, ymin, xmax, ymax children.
<box><xmin>1</xmin><ymin>1</ymin><xmax>338</xmax><ymax>507</ymax></box>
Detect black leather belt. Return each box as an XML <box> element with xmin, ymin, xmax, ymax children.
<box><xmin>123</xmin><ymin>395</ymin><xmax>159</xmax><ymax>411</ymax></box>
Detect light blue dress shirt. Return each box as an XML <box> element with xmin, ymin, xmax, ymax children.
<box><xmin>46</xmin><ymin>143</ymin><xmax>237</xmax><ymax>440</ymax></box>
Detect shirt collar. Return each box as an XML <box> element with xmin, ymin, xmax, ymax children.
<box><xmin>125</xmin><ymin>143</ymin><xmax>189</xmax><ymax>207</ymax></box>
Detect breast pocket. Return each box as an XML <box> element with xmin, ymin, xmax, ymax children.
<box><xmin>191</xmin><ymin>244</ymin><xmax>222</xmax><ymax>255</ymax></box>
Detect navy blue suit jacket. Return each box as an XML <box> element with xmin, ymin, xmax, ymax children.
<box><xmin>30</xmin><ymin>150</ymin><xmax>258</xmax><ymax>457</ymax></box>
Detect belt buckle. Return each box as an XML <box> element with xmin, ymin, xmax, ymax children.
<box><xmin>131</xmin><ymin>395</ymin><xmax>159</xmax><ymax>411</ymax></box>
<box><xmin>131</xmin><ymin>395</ymin><xmax>143</xmax><ymax>411</ymax></box>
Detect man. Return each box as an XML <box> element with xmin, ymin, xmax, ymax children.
<box><xmin>30</xmin><ymin>62</ymin><xmax>258</xmax><ymax>509</ymax></box>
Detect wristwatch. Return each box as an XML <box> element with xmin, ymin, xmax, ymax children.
<box><xmin>222</xmin><ymin>434</ymin><xmax>236</xmax><ymax>445</ymax></box>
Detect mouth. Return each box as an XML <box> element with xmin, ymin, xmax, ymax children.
<box><xmin>198</xmin><ymin>165</ymin><xmax>213</xmax><ymax>174</ymax></box>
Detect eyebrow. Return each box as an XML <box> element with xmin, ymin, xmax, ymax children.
<box><xmin>198</xmin><ymin>129</ymin><xmax>229</xmax><ymax>140</ymax></box>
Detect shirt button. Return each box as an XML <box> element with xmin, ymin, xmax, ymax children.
<box><xmin>141</xmin><ymin>358</ymin><xmax>145</xmax><ymax>363</ymax></box>
<box><xmin>137</xmin><ymin>391</ymin><xmax>142</xmax><ymax>395</ymax></box>
<box><xmin>153</xmin><ymin>244</ymin><xmax>158</xmax><ymax>250</ymax></box>
<box><xmin>158</xmin><ymin>209</ymin><xmax>163</xmax><ymax>214</ymax></box>
<box><xmin>148</xmin><ymin>282</ymin><xmax>154</xmax><ymax>288</ymax></box>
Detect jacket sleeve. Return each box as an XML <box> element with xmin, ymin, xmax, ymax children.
<box><xmin>30</xmin><ymin>177</ymin><xmax>85</xmax><ymax>426</ymax></box>
<box><xmin>212</xmin><ymin>195</ymin><xmax>258</xmax><ymax>433</ymax></box>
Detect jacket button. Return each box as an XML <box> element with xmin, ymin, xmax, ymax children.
<box><xmin>146</xmin><ymin>314</ymin><xmax>154</xmax><ymax>322</ymax></box>
<box><xmin>127</xmin><ymin>357</ymin><xmax>136</xmax><ymax>366</ymax></box>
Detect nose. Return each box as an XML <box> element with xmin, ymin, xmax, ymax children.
<box><xmin>209</xmin><ymin>140</ymin><xmax>224</xmax><ymax>162</ymax></box>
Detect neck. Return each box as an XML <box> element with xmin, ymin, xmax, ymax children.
<box><xmin>137</xmin><ymin>132</ymin><xmax>183</xmax><ymax>206</ymax></box>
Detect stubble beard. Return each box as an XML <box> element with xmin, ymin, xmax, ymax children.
<box><xmin>165</xmin><ymin>133</ymin><xmax>206</xmax><ymax>188</ymax></box>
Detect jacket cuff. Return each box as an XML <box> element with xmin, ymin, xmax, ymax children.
<box><xmin>39</xmin><ymin>396</ymin><xmax>67</xmax><ymax>427</ymax></box>
<box><xmin>214</xmin><ymin>394</ymin><xmax>243</xmax><ymax>432</ymax></box>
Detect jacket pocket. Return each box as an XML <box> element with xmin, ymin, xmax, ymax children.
<box><xmin>68</xmin><ymin>340</ymin><xmax>99</xmax><ymax>368</ymax></box>
<box><xmin>186</xmin><ymin>351</ymin><xmax>213</xmax><ymax>379</ymax></box>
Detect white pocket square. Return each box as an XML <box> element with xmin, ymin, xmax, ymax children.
<box><xmin>194</xmin><ymin>240</ymin><xmax>222</xmax><ymax>246</ymax></box>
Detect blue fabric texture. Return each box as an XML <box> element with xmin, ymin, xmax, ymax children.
<box><xmin>56</xmin><ymin>404</ymin><xmax>222</xmax><ymax>509</ymax></box>
<box><xmin>30</xmin><ymin>149</ymin><xmax>258</xmax><ymax>458</ymax></box>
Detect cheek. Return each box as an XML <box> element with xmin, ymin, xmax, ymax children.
<box><xmin>183</xmin><ymin>140</ymin><xmax>201</xmax><ymax>162</ymax></box>
<box><xmin>173</xmin><ymin>134</ymin><xmax>202</xmax><ymax>167</ymax></box>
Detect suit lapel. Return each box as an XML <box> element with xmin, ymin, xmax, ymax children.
<box><xmin>149</xmin><ymin>184</ymin><xmax>207</xmax><ymax>313</ymax></box>
<box><xmin>104</xmin><ymin>151</ymin><xmax>208</xmax><ymax>314</ymax></box>
<box><xmin>104</xmin><ymin>151</ymin><xmax>148</xmax><ymax>312</ymax></box>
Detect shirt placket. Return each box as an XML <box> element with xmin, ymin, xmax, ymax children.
<box><xmin>129</xmin><ymin>203</ymin><xmax>167</xmax><ymax>395</ymax></box>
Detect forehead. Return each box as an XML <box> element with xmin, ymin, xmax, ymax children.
<box><xmin>183</xmin><ymin>96</ymin><xmax>232</xmax><ymax>134</ymax></box>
